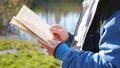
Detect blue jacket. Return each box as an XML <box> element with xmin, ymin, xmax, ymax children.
<box><xmin>54</xmin><ymin>10</ymin><xmax>120</xmax><ymax>68</ymax></box>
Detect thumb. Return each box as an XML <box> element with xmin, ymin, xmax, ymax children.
<box><xmin>48</xmin><ymin>40</ymin><xmax>61</xmax><ymax>47</ymax></box>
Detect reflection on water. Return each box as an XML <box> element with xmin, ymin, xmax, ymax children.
<box><xmin>38</xmin><ymin>12</ymin><xmax>80</xmax><ymax>33</ymax></box>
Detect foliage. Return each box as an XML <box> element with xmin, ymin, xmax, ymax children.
<box><xmin>0</xmin><ymin>40</ymin><xmax>41</xmax><ymax>50</ymax></box>
<box><xmin>31</xmin><ymin>0</ymin><xmax>83</xmax><ymax>5</ymax></box>
<box><xmin>0</xmin><ymin>39</ymin><xmax>60</xmax><ymax>68</ymax></box>
<box><xmin>0</xmin><ymin>0</ymin><xmax>31</xmax><ymax>35</ymax></box>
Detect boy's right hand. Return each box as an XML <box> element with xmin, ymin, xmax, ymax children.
<box><xmin>50</xmin><ymin>24</ymin><xmax>69</xmax><ymax>42</ymax></box>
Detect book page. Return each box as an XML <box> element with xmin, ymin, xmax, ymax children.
<box><xmin>10</xmin><ymin>5</ymin><xmax>53</xmax><ymax>47</ymax></box>
<box><xmin>17</xmin><ymin>5</ymin><xmax>53</xmax><ymax>41</ymax></box>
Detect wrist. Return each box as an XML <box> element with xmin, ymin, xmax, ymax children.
<box><xmin>64</xmin><ymin>32</ymin><xmax>74</xmax><ymax>47</ymax></box>
<box><xmin>64</xmin><ymin>32</ymin><xmax>70</xmax><ymax>42</ymax></box>
<box><xmin>62</xmin><ymin>32</ymin><xmax>69</xmax><ymax>42</ymax></box>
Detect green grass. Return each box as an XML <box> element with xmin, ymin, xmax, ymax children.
<box><xmin>0</xmin><ymin>39</ymin><xmax>60</xmax><ymax>68</ymax></box>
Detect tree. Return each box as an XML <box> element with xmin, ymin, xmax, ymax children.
<box><xmin>0</xmin><ymin>0</ymin><xmax>31</xmax><ymax>35</ymax></box>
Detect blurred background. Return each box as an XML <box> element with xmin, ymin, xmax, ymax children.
<box><xmin>0</xmin><ymin>0</ymin><xmax>82</xmax><ymax>68</ymax></box>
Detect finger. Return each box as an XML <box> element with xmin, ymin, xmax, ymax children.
<box><xmin>48</xmin><ymin>40</ymin><xmax>56</xmax><ymax>45</ymax></box>
<box><xmin>48</xmin><ymin>40</ymin><xmax>61</xmax><ymax>46</ymax></box>
<box><xmin>53</xmin><ymin>33</ymin><xmax>61</xmax><ymax>41</ymax></box>
<box><xmin>42</xmin><ymin>44</ymin><xmax>50</xmax><ymax>49</ymax></box>
<box><xmin>49</xmin><ymin>28</ymin><xmax>62</xmax><ymax>41</ymax></box>
<box><xmin>50</xmin><ymin>27</ymin><xmax>62</xmax><ymax>34</ymax></box>
<box><xmin>51</xmin><ymin>24</ymin><xmax>63</xmax><ymax>29</ymax></box>
<box><xmin>44</xmin><ymin>48</ymin><xmax>47</xmax><ymax>52</ymax></box>
<box><xmin>38</xmin><ymin>40</ymin><xmax>51</xmax><ymax>49</ymax></box>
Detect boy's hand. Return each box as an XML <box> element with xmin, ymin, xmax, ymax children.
<box><xmin>50</xmin><ymin>24</ymin><xmax>69</xmax><ymax>42</ymax></box>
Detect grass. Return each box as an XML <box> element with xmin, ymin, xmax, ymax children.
<box><xmin>0</xmin><ymin>39</ymin><xmax>60</xmax><ymax>68</ymax></box>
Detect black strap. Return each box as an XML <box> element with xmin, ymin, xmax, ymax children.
<box><xmin>82</xmin><ymin>3</ymin><xmax>101</xmax><ymax>52</ymax></box>
<box><xmin>82</xmin><ymin>0</ymin><xmax>120</xmax><ymax>52</ymax></box>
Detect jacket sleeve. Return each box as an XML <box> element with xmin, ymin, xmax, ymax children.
<box><xmin>54</xmin><ymin>10</ymin><xmax>120</xmax><ymax>68</ymax></box>
<box><xmin>55</xmin><ymin>44</ymin><xmax>117</xmax><ymax>68</ymax></box>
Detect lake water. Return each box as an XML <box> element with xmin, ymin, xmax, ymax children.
<box><xmin>37</xmin><ymin>12</ymin><xmax>80</xmax><ymax>33</ymax></box>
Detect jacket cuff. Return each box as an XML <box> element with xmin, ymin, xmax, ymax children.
<box><xmin>54</xmin><ymin>43</ymin><xmax>70</xmax><ymax>61</ymax></box>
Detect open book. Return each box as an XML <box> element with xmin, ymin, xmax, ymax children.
<box><xmin>10</xmin><ymin>5</ymin><xmax>54</xmax><ymax>48</ymax></box>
